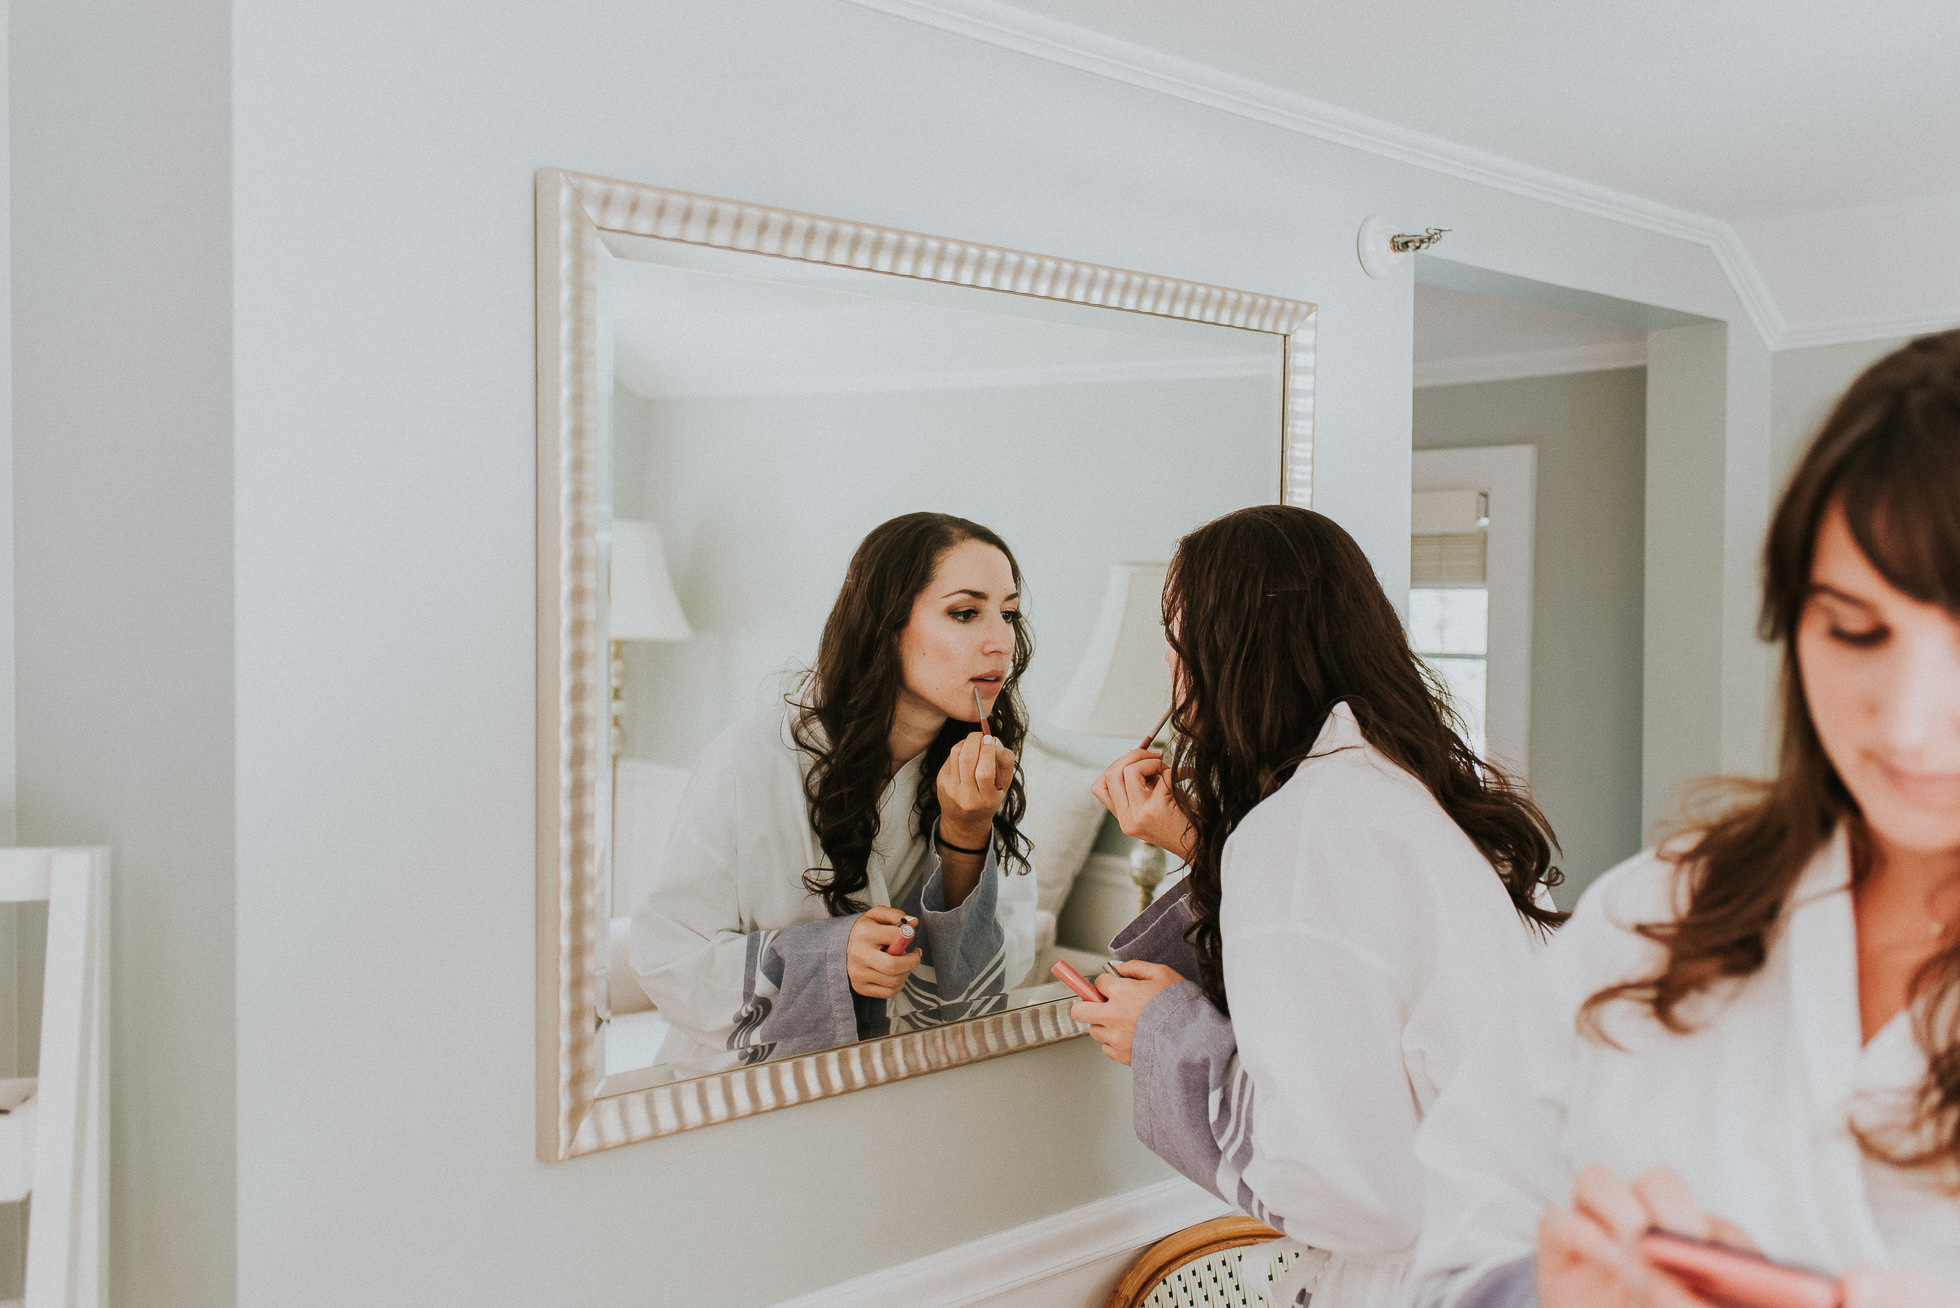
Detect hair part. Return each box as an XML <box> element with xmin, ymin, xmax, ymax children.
<box><xmin>1162</xmin><ymin>504</ymin><xmax>1565</xmax><ymax>1014</ymax></box>
<box><xmin>789</xmin><ymin>512</ymin><xmax>1032</xmax><ymax>916</ymax></box>
<box><xmin>1581</xmin><ymin>328</ymin><xmax>1960</xmax><ymax>1181</ymax></box>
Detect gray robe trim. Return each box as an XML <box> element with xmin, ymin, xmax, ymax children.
<box><xmin>1109</xmin><ymin>876</ymin><xmax>1202</xmax><ymax>978</ymax></box>
<box><xmin>727</xmin><ymin>913</ymin><xmax>859</xmax><ymax>1065</ymax></box>
<box><xmin>1122</xmin><ymin>884</ymin><xmax>1278</xmax><ymax>1232</ymax></box>
<box><xmin>1131</xmin><ymin>980</ymin><xmax>1244</xmax><ymax>1203</ymax></box>
<box><xmin>894</xmin><ymin>833</ymin><xmax>1010</xmax><ymax>1027</ymax></box>
<box><xmin>727</xmin><ymin>837</ymin><xmax>1015</xmax><ymax>1059</ymax></box>
<box><xmin>1425</xmin><ymin>1257</ymin><xmax>1537</xmax><ymax>1308</ymax></box>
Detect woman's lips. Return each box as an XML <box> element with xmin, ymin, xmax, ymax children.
<box><xmin>1875</xmin><ymin>759</ymin><xmax>1960</xmax><ymax>808</ymax></box>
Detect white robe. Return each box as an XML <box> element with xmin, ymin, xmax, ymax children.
<box><xmin>1412</xmin><ymin>826</ymin><xmax>1960</xmax><ymax>1306</ymax></box>
<box><xmin>629</xmin><ymin>705</ymin><xmax>1040</xmax><ymax>1073</ymax></box>
<box><xmin>1125</xmin><ymin>703</ymin><xmax>1549</xmax><ymax>1308</ymax></box>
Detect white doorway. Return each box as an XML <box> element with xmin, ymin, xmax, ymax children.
<box><xmin>1411</xmin><ymin>446</ymin><xmax>1536</xmax><ymax>775</ymax></box>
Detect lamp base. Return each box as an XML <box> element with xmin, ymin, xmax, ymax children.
<box><xmin>609</xmin><ymin>639</ymin><xmax>626</xmax><ymax>758</ymax></box>
<box><xmin>1129</xmin><ymin>842</ymin><xmax>1167</xmax><ymax>914</ymax></box>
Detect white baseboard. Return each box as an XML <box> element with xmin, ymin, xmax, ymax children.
<box><xmin>770</xmin><ymin>1176</ymin><xmax>1232</xmax><ymax>1308</ymax></box>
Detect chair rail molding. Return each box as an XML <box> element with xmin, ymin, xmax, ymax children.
<box><xmin>769</xmin><ymin>1176</ymin><xmax>1233</xmax><ymax>1308</ymax></box>
<box><xmin>843</xmin><ymin>0</ymin><xmax>1960</xmax><ymax>351</ymax></box>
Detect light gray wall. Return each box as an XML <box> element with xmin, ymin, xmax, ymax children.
<box><xmin>1772</xmin><ymin>336</ymin><xmax>1910</xmax><ymax>487</ymax></box>
<box><xmin>0</xmin><ymin>0</ymin><xmax>12</xmax><ymax>850</ymax></box>
<box><xmin>1642</xmin><ymin>323</ymin><xmax>1733</xmax><ymax>827</ymax></box>
<box><xmin>12</xmin><ymin>0</ymin><xmax>236</xmax><ymax>1305</ymax></box>
<box><xmin>1413</xmin><ymin>368</ymin><xmax>1646</xmax><ymax>900</ymax></box>
<box><xmin>0</xmin><ymin>0</ymin><xmax>19</xmax><ymax>1286</ymax></box>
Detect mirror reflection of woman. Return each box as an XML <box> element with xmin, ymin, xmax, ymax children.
<box><xmin>630</xmin><ymin>512</ymin><xmax>1040</xmax><ymax>1072</ymax></box>
<box><xmin>1073</xmin><ymin>504</ymin><xmax>1566</xmax><ymax>1308</ymax></box>
<box><xmin>1414</xmin><ymin>331</ymin><xmax>1960</xmax><ymax>1308</ymax></box>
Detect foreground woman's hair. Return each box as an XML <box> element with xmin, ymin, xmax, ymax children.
<box><xmin>791</xmin><ymin>512</ymin><xmax>1033</xmax><ymax>917</ymax></box>
<box><xmin>1585</xmin><ymin>328</ymin><xmax>1960</xmax><ymax>1175</ymax></box>
<box><xmin>1164</xmin><ymin>504</ymin><xmax>1565</xmax><ymax>1011</ymax></box>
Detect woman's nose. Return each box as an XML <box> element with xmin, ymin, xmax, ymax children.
<box><xmin>983</xmin><ymin>617</ymin><xmax>1014</xmax><ymax>653</ymax></box>
<box><xmin>1873</xmin><ymin>628</ymin><xmax>1960</xmax><ymax>757</ymax></box>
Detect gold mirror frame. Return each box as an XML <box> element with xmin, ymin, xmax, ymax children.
<box><xmin>536</xmin><ymin>168</ymin><xmax>1317</xmax><ymax>1160</ymax></box>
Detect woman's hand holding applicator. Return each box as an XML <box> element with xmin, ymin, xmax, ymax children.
<box><xmin>1064</xmin><ymin>959</ymin><xmax>1184</xmax><ymax>1065</ymax></box>
<box><xmin>932</xmin><ymin>686</ymin><xmax>1014</xmax><ymax>909</ymax></box>
<box><xmin>1091</xmin><ymin>707</ymin><xmax>1195</xmax><ymax>863</ymax></box>
<box><xmin>846</xmin><ymin>906</ymin><xmax>921</xmax><ymax>998</ymax></box>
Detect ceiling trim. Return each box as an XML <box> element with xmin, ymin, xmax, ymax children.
<box><xmin>1414</xmin><ymin>340</ymin><xmax>1648</xmax><ymax>390</ymax></box>
<box><xmin>1776</xmin><ymin>308</ymin><xmax>1960</xmax><ymax>353</ymax></box>
<box><xmin>843</xmin><ymin>0</ymin><xmax>1861</xmax><ymax>346</ymax></box>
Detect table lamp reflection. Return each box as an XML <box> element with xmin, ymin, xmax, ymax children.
<box><xmin>609</xmin><ymin>519</ymin><xmax>693</xmax><ymax>758</ymax></box>
<box><xmin>1053</xmin><ymin>562</ymin><xmax>1176</xmax><ymax>912</ymax></box>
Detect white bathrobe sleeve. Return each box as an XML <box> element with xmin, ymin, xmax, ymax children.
<box><xmin>1405</xmin><ymin>926</ymin><xmax>1586</xmax><ymax>1308</ymax></box>
<box><xmin>628</xmin><ymin>740</ymin><xmax>860</xmax><ymax>1065</ymax></box>
<box><xmin>1409</xmin><ymin>854</ymin><xmax>1680</xmax><ymax>1308</ymax></box>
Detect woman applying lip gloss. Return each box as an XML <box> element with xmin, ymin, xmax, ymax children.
<box><xmin>629</xmin><ymin>512</ymin><xmax>1039</xmax><ymax>1072</ymax></box>
<box><xmin>1412</xmin><ymin>331</ymin><xmax>1960</xmax><ymax>1308</ymax></box>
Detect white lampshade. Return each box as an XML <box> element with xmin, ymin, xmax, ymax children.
<box><xmin>1052</xmin><ymin>562</ymin><xmax>1171</xmax><ymax>738</ymax></box>
<box><xmin>609</xmin><ymin>519</ymin><xmax>693</xmax><ymax>642</ymax></box>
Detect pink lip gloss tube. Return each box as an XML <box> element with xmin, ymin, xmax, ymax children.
<box><xmin>1052</xmin><ymin>959</ymin><xmax>1105</xmax><ymax>1003</ymax></box>
<box><xmin>885</xmin><ymin>921</ymin><xmax>917</xmax><ymax>957</ymax></box>
<box><xmin>1638</xmin><ymin>1230</ymin><xmax>1843</xmax><ymax>1308</ymax></box>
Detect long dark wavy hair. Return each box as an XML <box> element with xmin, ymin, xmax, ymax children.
<box><xmin>1583</xmin><ymin>328</ymin><xmax>1960</xmax><ymax>1180</ymax></box>
<box><xmin>1164</xmin><ymin>504</ymin><xmax>1564</xmax><ymax>1013</ymax></box>
<box><xmin>790</xmin><ymin>512</ymin><xmax>1033</xmax><ymax>917</ymax></box>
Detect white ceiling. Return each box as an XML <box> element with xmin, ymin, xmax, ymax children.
<box><xmin>607</xmin><ymin>245</ymin><xmax>1277</xmax><ymax>399</ymax></box>
<box><xmin>913</xmin><ymin>0</ymin><xmax>1960</xmax><ymax>228</ymax></box>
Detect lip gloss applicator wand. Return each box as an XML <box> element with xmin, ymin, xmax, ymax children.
<box><xmin>1051</xmin><ymin>958</ymin><xmax>1105</xmax><ymax>1003</ymax></box>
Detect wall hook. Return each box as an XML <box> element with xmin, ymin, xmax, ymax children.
<box><xmin>1390</xmin><ymin>227</ymin><xmax>1450</xmax><ymax>253</ymax></box>
<box><xmin>1357</xmin><ymin>216</ymin><xmax>1450</xmax><ymax>278</ymax></box>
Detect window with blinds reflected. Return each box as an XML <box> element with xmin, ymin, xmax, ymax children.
<box><xmin>1410</xmin><ymin>491</ymin><xmax>1490</xmax><ymax>757</ymax></box>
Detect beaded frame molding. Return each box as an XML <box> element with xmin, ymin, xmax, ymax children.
<box><xmin>536</xmin><ymin>169</ymin><xmax>1316</xmax><ymax>1159</ymax></box>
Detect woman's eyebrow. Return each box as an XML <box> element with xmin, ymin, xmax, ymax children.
<box><xmin>1807</xmin><ymin>582</ymin><xmax>1879</xmax><ymax>610</ymax></box>
<box><xmin>941</xmin><ymin>588</ymin><xmax>1020</xmax><ymax>602</ymax></box>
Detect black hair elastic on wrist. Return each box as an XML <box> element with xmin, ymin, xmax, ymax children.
<box><xmin>935</xmin><ymin>832</ymin><xmax>989</xmax><ymax>856</ymax></box>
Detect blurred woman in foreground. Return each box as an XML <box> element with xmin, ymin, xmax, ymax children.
<box><xmin>1415</xmin><ymin>330</ymin><xmax>1960</xmax><ymax>1308</ymax></box>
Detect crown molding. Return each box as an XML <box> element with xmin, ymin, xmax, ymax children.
<box><xmin>844</xmin><ymin>0</ymin><xmax>1821</xmax><ymax>343</ymax></box>
<box><xmin>1774</xmin><ymin>309</ymin><xmax>1960</xmax><ymax>352</ymax></box>
<box><xmin>1414</xmin><ymin>339</ymin><xmax>1649</xmax><ymax>389</ymax></box>
<box><xmin>844</xmin><ymin>0</ymin><xmax>1960</xmax><ymax>351</ymax></box>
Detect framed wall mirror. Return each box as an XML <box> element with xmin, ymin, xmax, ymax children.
<box><xmin>537</xmin><ymin>170</ymin><xmax>1317</xmax><ymax>1160</ymax></box>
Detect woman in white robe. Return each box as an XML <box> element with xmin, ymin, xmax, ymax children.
<box><xmin>1070</xmin><ymin>504</ymin><xmax>1566</xmax><ymax>1308</ymax></box>
<box><xmin>630</xmin><ymin>512</ymin><xmax>1039</xmax><ymax>1073</ymax></box>
<box><xmin>1413</xmin><ymin>329</ymin><xmax>1960</xmax><ymax>1308</ymax></box>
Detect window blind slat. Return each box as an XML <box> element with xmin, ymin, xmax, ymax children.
<box><xmin>1411</xmin><ymin>531</ymin><xmax>1486</xmax><ymax>586</ymax></box>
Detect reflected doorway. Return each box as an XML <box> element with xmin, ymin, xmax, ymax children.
<box><xmin>1411</xmin><ymin>264</ymin><xmax>1679</xmax><ymax>902</ymax></box>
